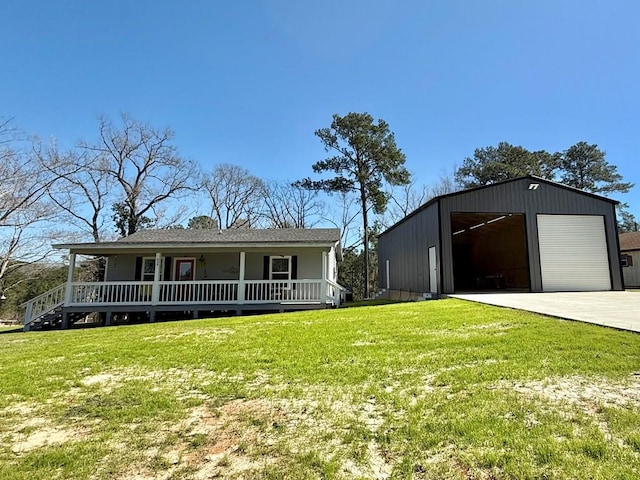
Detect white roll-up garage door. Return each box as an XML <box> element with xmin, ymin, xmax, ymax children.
<box><xmin>537</xmin><ymin>215</ymin><xmax>611</xmax><ymax>292</ymax></box>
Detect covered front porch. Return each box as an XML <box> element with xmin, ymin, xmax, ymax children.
<box><xmin>24</xmin><ymin>270</ymin><xmax>340</xmax><ymax>332</ymax></box>
<box><xmin>23</xmin><ymin>228</ymin><xmax>344</xmax><ymax>330</ymax></box>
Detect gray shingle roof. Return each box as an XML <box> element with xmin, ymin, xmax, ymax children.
<box><xmin>116</xmin><ymin>228</ymin><xmax>341</xmax><ymax>245</ymax></box>
<box><xmin>53</xmin><ymin>228</ymin><xmax>342</xmax><ymax>253</ymax></box>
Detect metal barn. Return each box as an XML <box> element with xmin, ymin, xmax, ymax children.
<box><xmin>377</xmin><ymin>176</ymin><xmax>624</xmax><ymax>297</ymax></box>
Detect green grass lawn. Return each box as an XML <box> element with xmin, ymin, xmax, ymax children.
<box><xmin>1</xmin><ymin>299</ymin><xmax>639</xmax><ymax>479</ymax></box>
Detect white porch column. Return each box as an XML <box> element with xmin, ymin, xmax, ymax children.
<box><xmin>238</xmin><ymin>251</ymin><xmax>246</xmax><ymax>303</ymax></box>
<box><xmin>103</xmin><ymin>256</ymin><xmax>109</xmax><ymax>282</ymax></box>
<box><xmin>151</xmin><ymin>252</ymin><xmax>162</xmax><ymax>305</ymax></box>
<box><xmin>322</xmin><ymin>251</ymin><xmax>329</xmax><ymax>302</ymax></box>
<box><xmin>64</xmin><ymin>252</ymin><xmax>76</xmax><ymax>306</ymax></box>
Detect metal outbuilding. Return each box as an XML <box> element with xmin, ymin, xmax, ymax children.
<box><xmin>377</xmin><ymin>176</ymin><xmax>624</xmax><ymax>297</ymax></box>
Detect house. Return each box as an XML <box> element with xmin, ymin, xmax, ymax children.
<box><xmin>23</xmin><ymin>228</ymin><xmax>343</xmax><ymax>331</ymax></box>
<box><xmin>620</xmin><ymin>231</ymin><xmax>640</xmax><ymax>288</ymax></box>
<box><xmin>378</xmin><ymin>176</ymin><xmax>624</xmax><ymax>298</ymax></box>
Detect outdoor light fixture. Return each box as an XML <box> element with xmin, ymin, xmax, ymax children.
<box><xmin>528</xmin><ymin>183</ymin><xmax>539</xmax><ymax>190</ymax></box>
<box><xmin>0</xmin><ymin>293</ymin><xmax>6</xmax><ymax>302</ymax></box>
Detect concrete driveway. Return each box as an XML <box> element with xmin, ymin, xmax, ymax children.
<box><xmin>450</xmin><ymin>291</ymin><xmax>640</xmax><ymax>333</ymax></box>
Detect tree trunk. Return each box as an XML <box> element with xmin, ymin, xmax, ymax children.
<box><xmin>360</xmin><ymin>188</ymin><xmax>370</xmax><ymax>299</ymax></box>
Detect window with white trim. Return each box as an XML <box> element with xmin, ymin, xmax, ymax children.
<box><xmin>270</xmin><ymin>256</ymin><xmax>291</xmax><ymax>281</ymax></box>
<box><xmin>142</xmin><ymin>257</ymin><xmax>164</xmax><ymax>281</ymax></box>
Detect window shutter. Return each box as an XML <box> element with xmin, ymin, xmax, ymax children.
<box><xmin>164</xmin><ymin>256</ymin><xmax>172</xmax><ymax>280</ymax></box>
<box><xmin>134</xmin><ymin>257</ymin><xmax>142</xmax><ymax>281</ymax></box>
<box><xmin>263</xmin><ymin>256</ymin><xmax>269</xmax><ymax>280</ymax></box>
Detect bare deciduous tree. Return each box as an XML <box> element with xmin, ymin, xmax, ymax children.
<box><xmin>45</xmin><ymin>147</ymin><xmax>115</xmax><ymax>243</ymax></box>
<box><xmin>262</xmin><ymin>181</ymin><xmax>325</xmax><ymax>228</ymax></box>
<box><xmin>82</xmin><ymin>114</ymin><xmax>198</xmax><ymax>237</ymax></box>
<box><xmin>382</xmin><ymin>171</ymin><xmax>457</xmax><ymax>228</ymax></box>
<box><xmin>384</xmin><ymin>179</ymin><xmax>430</xmax><ymax>226</ymax></box>
<box><xmin>201</xmin><ymin>163</ymin><xmax>264</xmax><ymax>229</ymax></box>
<box><xmin>323</xmin><ymin>192</ymin><xmax>361</xmax><ymax>250</ymax></box>
<box><xmin>0</xmin><ymin>120</ymin><xmax>62</xmax><ymax>299</ymax></box>
<box><xmin>0</xmin><ymin>130</ymin><xmax>54</xmax><ymax>227</ymax></box>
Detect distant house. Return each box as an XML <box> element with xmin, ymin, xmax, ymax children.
<box><xmin>620</xmin><ymin>232</ymin><xmax>640</xmax><ymax>288</ymax></box>
<box><xmin>23</xmin><ymin>228</ymin><xmax>343</xmax><ymax>331</ymax></box>
<box><xmin>378</xmin><ymin>176</ymin><xmax>624</xmax><ymax>298</ymax></box>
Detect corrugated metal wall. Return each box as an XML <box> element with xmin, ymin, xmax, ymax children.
<box><xmin>378</xmin><ymin>202</ymin><xmax>440</xmax><ymax>294</ymax></box>
<box><xmin>379</xmin><ymin>177</ymin><xmax>623</xmax><ymax>294</ymax></box>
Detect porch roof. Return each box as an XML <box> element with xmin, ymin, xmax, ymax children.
<box><xmin>54</xmin><ymin>228</ymin><xmax>342</xmax><ymax>254</ymax></box>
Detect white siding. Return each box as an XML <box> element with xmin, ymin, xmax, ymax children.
<box><xmin>622</xmin><ymin>251</ymin><xmax>640</xmax><ymax>288</ymax></box>
<box><xmin>328</xmin><ymin>246</ymin><xmax>337</xmax><ymax>282</ymax></box>
<box><xmin>244</xmin><ymin>249</ymin><xmax>324</xmax><ymax>280</ymax></box>
<box><xmin>537</xmin><ymin>215</ymin><xmax>611</xmax><ymax>291</ymax></box>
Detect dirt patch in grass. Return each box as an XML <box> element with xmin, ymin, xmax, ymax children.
<box><xmin>11</xmin><ymin>424</ymin><xmax>87</xmax><ymax>453</ymax></box>
<box><xmin>6</xmin><ymin>414</ymin><xmax>91</xmax><ymax>454</ymax></box>
<box><xmin>1</xmin><ymin>401</ymin><xmax>39</xmax><ymax>417</ymax></box>
<box><xmin>103</xmin><ymin>390</ymin><xmax>395</xmax><ymax>479</ymax></box>
<box><xmin>185</xmin><ymin>399</ymin><xmax>280</xmax><ymax>478</ymax></box>
<box><xmin>1</xmin><ymin>401</ymin><xmax>95</xmax><ymax>454</ymax></box>
<box><xmin>108</xmin><ymin>398</ymin><xmax>282</xmax><ymax>479</ymax></box>
<box><xmin>462</xmin><ymin>321</ymin><xmax>519</xmax><ymax>331</ymax></box>
<box><xmin>501</xmin><ymin>374</ymin><xmax>640</xmax><ymax>445</ymax></box>
<box><xmin>351</xmin><ymin>340</ymin><xmax>376</xmax><ymax>346</ymax></box>
<box><xmin>78</xmin><ymin>367</ymin><xmax>291</xmax><ymax>402</ymax></box>
<box><xmin>143</xmin><ymin>328</ymin><xmax>236</xmax><ymax>342</ymax></box>
<box><xmin>79</xmin><ymin>367</ymin><xmax>221</xmax><ymax>395</ymax></box>
<box><xmin>507</xmin><ymin>374</ymin><xmax>640</xmax><ymax>410</ymax></box>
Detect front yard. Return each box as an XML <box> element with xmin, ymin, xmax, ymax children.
<box><xmin>1</xmin><ymin>299</ymin><xmax>639</xmax><ymax>479</ymax></box>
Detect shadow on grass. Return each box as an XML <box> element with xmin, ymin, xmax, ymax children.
<box><xmin>340</xmin><ymin>299</ymin><xmax>406</xmax><ymax>308</ymax></box>
<box><xmin>0</xmin><ymin>326</ymin><xmax>22</xmax><ymax>334</ymax></box>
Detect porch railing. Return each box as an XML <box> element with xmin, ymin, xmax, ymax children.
<box><xmin>22</xmin><ymin>278</ymin><xmax>343</xmax><ymax>328</ymax></box>
<box><xmin>244</xmin><ymin>280</ymin><xmax>323</xmax><ymax>303</ymax></box>
<box><xmin>72</xmin><ymin>281</ymin><xmax>154</xmax><ymax>305</ymax></box>
<box><xmin>22</xmin><ymin>283</ymin><xmax>66</xmax><ymax>327</ymax></box>
<box><xmin>159</xmin><ymin>280</ymin><xmax>238</xmax><ymax>304</ymax></box>
<box><xmin>65</xmin><ymin>279</ymin><xmax>330</xmax><ymax>307</ymax></box>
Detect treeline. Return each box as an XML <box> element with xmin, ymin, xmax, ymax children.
<box><xmin>0</xmin><ymin>113</ymin><xmax>636</xmax><ymax>321</ymax></box>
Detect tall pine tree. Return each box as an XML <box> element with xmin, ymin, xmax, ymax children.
<box><xmin>295</xmin><ymin>113</ymin><xmax>409</xmax><ymax>298</ymax></box>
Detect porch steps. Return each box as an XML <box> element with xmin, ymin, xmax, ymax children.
<box><xmin>25</xmin><ymin>307</ymin><xmax>90</xmax><ymax>331</ymax></box>
<box><xmin>371</xmin><ymin>288</ymin><xmax>388</xmax><ymax>300</ymax></box>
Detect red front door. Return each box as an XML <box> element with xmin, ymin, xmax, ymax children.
<box><xmin>174</xmin><ymin>259</ymin><xmax>195</xmax><ymax>301</ymax></box>
<box><xmin>175</xmin><ymin>259</ymin><xmax>195</xmax><ymax>281</ymax></box>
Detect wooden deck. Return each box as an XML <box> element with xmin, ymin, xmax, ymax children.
<box><xmin>23</xmin><ymin>279</ymin><xmax>343</xmax><ymax>330</ymax></box>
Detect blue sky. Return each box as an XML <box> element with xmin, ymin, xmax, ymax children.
<box><xmin>1</xmin><ymin>0</ymin><xmax>639</xmax><ymax>217</ymax></box>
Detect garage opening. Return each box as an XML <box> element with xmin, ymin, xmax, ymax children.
<box><xmin>451</xmin><ymin>213</ymin><xmax>529</xmax><ymax>292</ymax></box>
